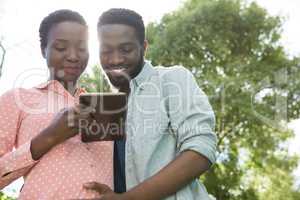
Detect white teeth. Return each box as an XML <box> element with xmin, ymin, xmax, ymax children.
<box><xmin>110</xmin><ymin>66</ymin><xmax>127</xmax><ymax>71</ymax></box>
<box><xmin>108</xmin><ymin>68</ymin><xmax>126</xmax><ymax>74</ymax></box>
<box><xmin>113</xmin><ymin>69</ymin><xmax>123</xmax><ymax>72</ymax></box>
<box><xmin>116</xmin><ymin>66</ymin><xmax>128</xmax><ymax>69</ymax></box>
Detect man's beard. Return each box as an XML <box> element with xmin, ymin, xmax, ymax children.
<box><xmin>107</xmin><ymin>53</ymin><xmax>144</xmax><ymax>90</ymax></box>
<box><xmin>129</xmin><ymin>53</ymin><xmax>144</xmax><ymax>80</ymax></box>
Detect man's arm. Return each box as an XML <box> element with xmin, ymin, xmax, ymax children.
<box><xmin>126</xmin><ymin>67</ymin><xmax>216</xmax><ymax>200</ymax></box>
<box><xmin>123</xmin><ymin>150</ymin><xmax>211</xmax><ymax>200</ymax></box>
<box><xmin>85</xmin><ymin>150</ymin><xmax>211</xmax><ymax>200</ymax></box>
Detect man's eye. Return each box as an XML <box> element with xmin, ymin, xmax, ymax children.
<box><xmin>121</xmin><ymin>48</ymin><xmax>133</xmax><ymax>53</ymax></box>
<box><xmin>101</xmin><ymin>49</ymin><xmax>112</xmax><ymax>54</ymax></box>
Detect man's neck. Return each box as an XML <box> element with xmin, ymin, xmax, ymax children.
<box><xmin>130</xmin><ymin>60</ymin><xmax>145</xmax><ymax>80</ymax></box>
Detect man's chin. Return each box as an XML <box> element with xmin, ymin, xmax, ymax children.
<box><xmin>107</xmin><ymin>75</ymin><xmax>128</xmax><ymax>89</ymax></box>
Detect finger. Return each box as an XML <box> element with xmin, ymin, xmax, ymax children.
<box><xmin>83</xmin><ymin>182</ymin><xmax>113</xmax><ymax>194</ymax></box>
<box><xmin>73</xmin><ymin>117</ymin><xmax>94</xmax><ymax>129</ymax></box>
<box><xmin>74</xmin><ymin>113</ymin><xmax>94</xmax><ymax>124</ymax></box>
<box><xmin>67</xmin><ymin>112</ymin><xmax>77</xmax><ymax>128</ymax></box>
<box><xmin>76</xmin><ymin>105</ymin><xmax>95</xmax><ymax>118</ymax></box>
<box><xmin>77</xmin><ymin>113</ymin><xmax>92</xmax><ymax>119</ymax></box>
<box><xmin>73</xmin><ymin>105</ymin><xmax>82</xmax><ymax>114</ymax></box>
<box><xmin>74</xmin><ymin>104</ymin><xmax>93</xmax><ymax>114</ymax></box>
<box><xmin>70</xmin><ymin>105</ymin><xmax>94</xmax><ymax>122</ymax></box>
<box><xmin>59</xmin><ymin>107</ymin><xmax>68</xmax><ymax>113</ymax></box>
<box><xmin>79</xmin><ymin>104</ymin><xmax>97</xmax><ymax>118</ymax></box>
<box><xmin>79</xmin><ymin>104</ymin><xmax>96</xmax><ymax>112</ymax></box>
<box><xmin>98</xmin><ymin>195</ymin><xmax>109</xmax><ymax>200</ymax></box>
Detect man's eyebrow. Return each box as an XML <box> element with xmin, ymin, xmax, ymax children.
<box><xmin>100</xmin><ymin>42</ymin><xmax>135</xmax><ymax>48</ymax></box>
<box><xmin>119</xmin><ymin>42</ymin><xmax>135</xmax><ymax>46</ymax></box>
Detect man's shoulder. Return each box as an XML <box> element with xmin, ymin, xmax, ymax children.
<box><xmin>154</xmin><ymin>65</ymin><xmax>190</xmax><ymax>74</ymax></box>
<box><xmin>153</xmin><ymin>65</ymin><xmax>194</xmax><ymax>82</ymax></box>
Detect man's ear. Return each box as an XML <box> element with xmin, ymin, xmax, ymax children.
<box><xmin>143</xmin><ymin>40</ymin><xmax>148</xmax><ymax>56</ymax></box>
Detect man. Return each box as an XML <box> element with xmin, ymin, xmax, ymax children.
<box><xmin>84</xmin><ymin>8</ymin><xmax>217</xmax><ymax>200</ymax></box>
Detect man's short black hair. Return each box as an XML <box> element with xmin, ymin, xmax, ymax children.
<box><xmin>98</xmin><ymin>8</ymin><xmax>145</xmax><ymax>44</ymax></box>
<box><xmin>39</xmin><ymin>9</ymin><xmax>87</xmax><ymax>51</ymax></box>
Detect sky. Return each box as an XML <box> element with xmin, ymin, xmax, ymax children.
<box><xmin>0</xmin><ymin>0</ymin><xmax>300</xmax><ymax>197</ymax></box>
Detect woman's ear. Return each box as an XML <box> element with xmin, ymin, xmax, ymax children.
<box><xmin>41</xmin><ymin>47</ymin><xmax>46</xmax><ymax>58</ymax></box>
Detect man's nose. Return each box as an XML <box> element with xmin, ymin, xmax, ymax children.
<box><xmin>109</xmin><ymin>51</ymin><xmax>124</xmax><ymax>66</ymax></box>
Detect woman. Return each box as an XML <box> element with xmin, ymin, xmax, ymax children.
<box><xmin>0</xmin><ymin>9</ymin><xmax>113</xmax><ymax>199</ymax></box>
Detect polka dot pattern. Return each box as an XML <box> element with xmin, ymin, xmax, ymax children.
<box><xmin>0</xmin><ymin>80</ymin><xmax>113</xmax><ymax>199</ymax></box>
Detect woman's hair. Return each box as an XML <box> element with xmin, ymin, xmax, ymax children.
<box><xmin>39</xmin><ymin>9</ymin><xmax>87</xmax><ymax>51</ymax></box>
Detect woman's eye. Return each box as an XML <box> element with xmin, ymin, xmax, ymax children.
<box><xmin>55</xmin><ymin>47</ymin><xmax>66</xmax><ymax>51</ymax></box>
<box><xmin>78</xmin><ymin>47</ymin><xmax>87</xmax><ymax>52</ymax></box>
<box><xmin>78</xmin><ymin>44</ymin><xmax>88</xmax><ymax>52</ymax></box>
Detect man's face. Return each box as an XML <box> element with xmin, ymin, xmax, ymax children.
<box><xmin>98</xmin><ymin>24</ymin><xmax>146</xmax><ymax>88</ymax></box>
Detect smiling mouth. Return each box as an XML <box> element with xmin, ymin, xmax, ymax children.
<box><xmin>64</xmin><ymin>67</ymin><xmax>81</xmax><ymax>75</ymax></box>
<box><xmin>105</xmin><ymin>66</ymin><xmax>128</xmax><ymax>71</ymax></box>
<box><xmin>104</xmin><ymin>66</ymin><xmax>130</xmax><ymax>80</ymax></box>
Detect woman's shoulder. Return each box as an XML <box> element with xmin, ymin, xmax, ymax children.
<box><xmin>1</xmin><ymin>87</ymin><xmax>41</xmax><ymax>98</ymax></box>
<box><xmin>0</xmin><ymin>87</ymin><xmax>43</xmax><ymax>109</ymax></box>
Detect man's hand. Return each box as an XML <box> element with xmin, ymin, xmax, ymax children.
<box><xmin>83</xmin><ymin>182</ymin><xmax>128</xmax><ymax>200</ymax></box>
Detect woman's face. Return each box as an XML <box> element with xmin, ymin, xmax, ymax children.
<box><xmin>43</xmin><ymin>21</ymin><xmax>89</xmax><ymax>84</ymax></box>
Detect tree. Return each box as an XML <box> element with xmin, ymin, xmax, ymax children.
<box><xmin>146</xmin><ymin>0</ymin><xmax>300</xmax><ymax>199</ymax></box>
<box><xmin>0</xmin><ymin>39</ymin><xmax>5</xmax><ymax>77</ymax></box>
<box><xmin>0</xmin><ymin>191</ymin><xmax>14</xmax><ymax>200</ymax></box>
<box><xmin>79</xmin><ymin>65</ymin><xmax>112</xmax><ymax>93</ymax></box>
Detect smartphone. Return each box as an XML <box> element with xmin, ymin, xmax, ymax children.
<box><xmin>79</xmin><ymin>92</ymin><xmax>127</xmax><ymax>142</ymax></box>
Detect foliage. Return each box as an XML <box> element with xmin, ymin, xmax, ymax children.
<box><xmin>79</xmin><ymin>65</ymin><xmax>112</xmax><ymax>93</ymax></box>
<box><xmin>0</xmin><ymin>40</ymin><xmax>5</xmax><ymax>77</ymax></box>
<box><xmin>146</xmin><ymin>0</ymin><xmax>300</xmax><ymax>199</ymax></box>
<box><xmin>0</xmin><ymin>192</ymin><xmax>15</xmax><ymax>200</ymax></box>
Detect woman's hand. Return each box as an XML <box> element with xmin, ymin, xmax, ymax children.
<box><xmin>30</xmin><ymin>105</ymin><xmax>95</xmax><ymax>160</ymax></box>
<box><xmin>48</xmin><ymin>105</ymin><xmax>95</xmax><ymax>144</ymax></box>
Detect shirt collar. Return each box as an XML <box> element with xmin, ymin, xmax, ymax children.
<box><xmin>34</xmin><ymin>80</ymin><xmax>85</xmax><ymax>97</ymax></box>
<box><xmin>131</xmin><ymin>60</ymin><xmax>156</xmax><ymax>88</ymax></box>
<box><xmin>34</xmin><ymin>80</ymin><xmax>53</xmax><ymax>90</ymax></box>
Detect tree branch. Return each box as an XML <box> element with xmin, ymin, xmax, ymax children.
<box><xmin>0</xmin><ymin>41</ymin><xmax>6</xmax><ymax>77</ymax></box>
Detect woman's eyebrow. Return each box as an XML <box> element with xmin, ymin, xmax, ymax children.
<box><xmin>53</xmin><ymin>39</ymin><xmax>87</xmax><ymax>44</ymax></box>
<box><xmin>53</xmin><ymin>39</ymin><xmax>68</xmax><ymax>43</ymax></box>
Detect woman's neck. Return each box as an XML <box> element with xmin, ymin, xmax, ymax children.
<box><xmin>50</xmin><ymin>77</ymin><xmax>78</xmax><ymax>96</ymax></box>
<box><xmin>62</xmin><ymin>81</ymin><xmax>77</xmax><ymax>95</ymax></box>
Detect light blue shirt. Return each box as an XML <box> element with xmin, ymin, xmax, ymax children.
<box><xmin>125</xmin><ymin>61</ymin><xmax>217</xmax><ymax>200</ymax></box>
